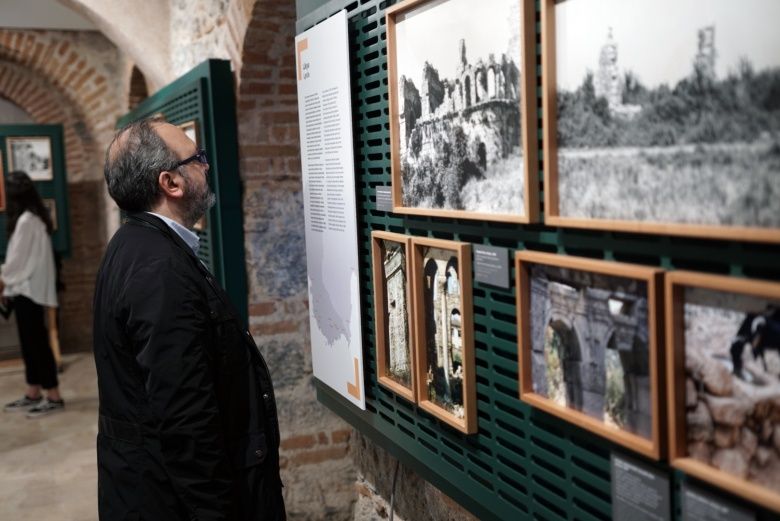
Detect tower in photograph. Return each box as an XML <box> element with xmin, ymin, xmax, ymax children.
<box><xmin>694</xmin><ymin>25</ymin><xmax>717</xmax><ymax>81</ymax></box>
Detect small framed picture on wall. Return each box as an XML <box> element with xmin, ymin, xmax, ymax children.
<box><xmin>371</xmin><ymin>231</ymin><xmax>416</xmax><ymax>401</ymax></box>
<box><xmin>410</xmin><ymin>236</ymin><xmax>476</xmax><ymax>434</ymax></box>
<box><xmin>6</xmin><ymin>136</ymin><xmax>53</xmax><ymax>181</ymax></box>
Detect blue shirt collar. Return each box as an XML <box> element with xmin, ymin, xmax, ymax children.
<box><xmin>146</xmin><ymin>212</ymin><xmax>200</xmax><ymax>254</ymax></box>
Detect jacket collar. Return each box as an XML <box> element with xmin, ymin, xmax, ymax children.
<box><xmin>125</xmin><ymin>212</ymin><xmax>201</xmax><ymax>265</ymax></box>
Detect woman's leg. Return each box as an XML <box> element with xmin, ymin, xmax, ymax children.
<box><xmin>14</xmin><ymin>296</ymin><xmax>59</xmax><ymax>396</ymax></box>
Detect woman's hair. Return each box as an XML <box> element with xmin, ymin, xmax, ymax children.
<box><xmin>5</xmin><ymin>170</ymin><xmax>54</xmax><ymax>236</ymax></box>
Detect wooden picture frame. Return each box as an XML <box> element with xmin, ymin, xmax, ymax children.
<box><xmin>43</xmin><ymin>199</ymin><xmax>58</xmax><ymax>231</ymax></box>
<box><xmin>542</xmin><ymin>0</ymin><xmax>780</xmax><ymax>243</ymax></box>
<box><xmin>386</xmin><ymin>0</ymin><xmax>538</xmax><ymax>223</ymax></box>
<box><xmin>6</xmin><ymin>136</ymin><xmax>53</xmax><ymax>181</ymax></box>
<box><xmin>666</xmin><ymin>271</ymin><xmax>780</xmax><ymax>511</ymax></box>
<box><xmin>371</xmin><ymin>231</ymin><xmax>416</xmax><ymax>401</ymax></box>
<box><xmin>516</xmin><ymin>250</ymin><xmax>664</xmax><ymax>459</ymax></box>
<box><xmin>411</xmin><ymin>237</ymin><xmax>476</xmax><ymax>433</ymax></box>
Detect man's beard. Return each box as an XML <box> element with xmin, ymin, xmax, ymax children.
<box><xmin>182</xmin><ymin>177</ymin><xmax>216</xmax><ymax>228</ymax></box>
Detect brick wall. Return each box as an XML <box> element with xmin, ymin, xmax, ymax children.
<box><xmin>0</xmin><ymin>29</ymin><xmax>126</xmax><ymax>353</ymax></box>
<box><xmin>237</xmin><ymin>0</ymin><xmax>357</xmax><ymax>518</ymax></box>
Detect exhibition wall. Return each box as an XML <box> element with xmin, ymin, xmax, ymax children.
<box><xmin>300</xmin><ymin>0</ymin><xmax>780</xmax><ymax>519</ymax></box>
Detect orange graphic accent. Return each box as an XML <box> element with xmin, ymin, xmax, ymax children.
<box><xmin>347</xmin><ymin>357</ymin><xmax>361</xmax><ymax>400</ymax></box>
<box><xmin>296</xmin><ymin>38</ymin><xmax>309</xmax><ymax>81</ymax></box>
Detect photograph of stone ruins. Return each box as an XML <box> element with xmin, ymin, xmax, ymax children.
<box><xmin>555</xmin><ymin>0</ymin><xmax>780</xmax><ymax>227</ymax></box>
<box><xmin>684</xmin><ymin>288</ymin><xmax>780</xmax><ymax>491</ymax></box>
<box><xmin>395</xmin><ymin>0</ymin><xmax>524</xmax><ymax>215</ymax></box>
<box><xmin>421</xmin><ymin>247</ymin><xmax>464</xmax><ymax>418</ymax></box>
<box><xmin>380</xmin><ymin>239</ymin><xmax>412</xmax><ymax>387</ymax></box>
<box><xmin>529</xmin><ymin>265</ymin><xmax>652</xmax><ymax>439</ymax></box>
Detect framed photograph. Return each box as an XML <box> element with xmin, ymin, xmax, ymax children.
<box><xmin>386</xmin><ymin>0</ymin><xmax>538</xmax><ymax>223</ymax></box>
<box><xmin>43</xmin><ymin>199</ymin><xmax>57</xmax><ymax>231</ymax></box>
<box><xmin>179</xmin><ymin>120</ymin><xmax>200</xmax><ymax>147</ymax></box>
<box><xmin>667</xmin><ymin>271</ymin><xmax>780</xmax><ymax>511</ymax></box>
<box><xmin>371</xmin><ymin>231</ymin><xmax>415</xmax><ymax>401</ymax></box>
<box><xmin>410</xmin><ymin>237</ymin><xmax>475</xmax><ymax>433</ymax></box>
<box><xmin>516</xmin><ymin>250</ymin><xmax>664</xmax><ymax>458</ymax></box>
<box><xmin>6</xmin><ymin>136</ymin><xmax>53</xmax><ymax>181</ymax></box>
<box><xmin>542</xmin><ymin>0</ymin><xmax>780</xmax><ymax>242</ymax></box>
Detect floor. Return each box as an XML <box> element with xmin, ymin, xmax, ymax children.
<box><xmin>0</xmin><ymin>353</ymin><xmax>98</xmax><ymax>521</ymax></box>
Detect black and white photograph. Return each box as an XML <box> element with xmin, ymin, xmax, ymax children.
<box><xmin>547</xmin><ymin>0</ymin><xmax>780</xmax><ymax>237</ymax></box>
<box><xmin>7</xmin><ymin>136</ymin><xmax>53</xmax><ymax>181</ymax></box>
<box><xmin>388</xmin><ymin>0</ymin><xmax>536</xmax><ymax>221</ymax></box>
<box><xmin>683</xmin><ymin>287</ymin><xmax>780</xmax><ymax>492</ymax></box>
<box><xmin>527</xmin><ymin>262</ymin><xmax>653</xmax><ymax>440</ymax></box>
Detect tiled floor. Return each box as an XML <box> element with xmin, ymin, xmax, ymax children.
<box><xmin>0</xmin><ymin>353</ymin><xmax>98</xmax><ymax>521</ymax></box>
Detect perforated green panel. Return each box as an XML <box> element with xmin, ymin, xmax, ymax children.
<box><xmin>116</xmin><ymin>60</ymin><xmax>248</xmax><ymax>323</ymax></box>
<box><xmin>309</xmin><ymin>1</ymin><xmax>780</xmax><ymax>520</ymax></box>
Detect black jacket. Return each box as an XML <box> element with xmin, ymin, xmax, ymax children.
<box><xmin>93</xmin><ymin>213</ymin><xmax>285</xmax><ymax>521</ymax></box>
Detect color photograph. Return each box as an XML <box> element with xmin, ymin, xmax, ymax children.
<box><xmin>411</xmin><ymin>237</ymin><xmax>475</xmax><ymax>433</ymax></box>
<box><xmin>517</xmin><ymin>251</ymin><xmax>663</xmax><ymax>458</ymax></box>
<box><xmin>371</xmin><ymin>232</ymin><xmax>415</xmax><ymax>400</ymax></box>
<box><xmin>667</xmin><ymin>272</ymin><xmax>780</xmax><ymax>511</ymax></box>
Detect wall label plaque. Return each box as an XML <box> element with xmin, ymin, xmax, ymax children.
<box><xmin>682</xmin><ymin>483</ymin><xmax>754</xmax><ymax>521</ymax></box>
<box><xmin>611</xmin><ymin>453</ymin><xmax>670</xmax><ymax>521</ymax></box>
<box><xmin>375</xmin><ymin>186</ymin><xmax>393</xmax><ymax>212</ymax></box>
<box><xmin>473</xmin><ymin>245</ymin><xmax>509</xmax><ymax>288</ymax></box>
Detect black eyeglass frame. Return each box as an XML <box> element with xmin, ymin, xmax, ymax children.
<box><xmin>174</xmin><ymin>149</ymin><xmax>209</xmax><ymax>169</ymax></box>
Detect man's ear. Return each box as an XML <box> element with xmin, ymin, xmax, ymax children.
<box><xmin>157</xmin><ymin>170</ymin><xmax>186</xmax><ymax>199</ymax></box>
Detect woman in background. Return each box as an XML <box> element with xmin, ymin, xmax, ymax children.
<box><xmin>1</xmin><ymin>171</ymin><xmax>62</xmax><ymax>418</ymax></box>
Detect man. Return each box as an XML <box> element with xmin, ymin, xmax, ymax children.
<box><xmin>94</xmin><ymin>117</ymin><xmax>285</xmax><ymax>520</ymax></box>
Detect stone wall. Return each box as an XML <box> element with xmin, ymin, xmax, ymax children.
<box><xmin>351</xmin><ymin>432</ymin><xmax>477</xmax><ymax>521</ymax></box>
<box><xmin>238</xmin><ymin>0</ymin><xmax>356</xmax><ymax>518</ymax></box>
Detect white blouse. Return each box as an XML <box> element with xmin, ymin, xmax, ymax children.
<box><xmin>1</xmin><ymin>211</ymin><xmax>58</xmax><ymax>307</ymax></box>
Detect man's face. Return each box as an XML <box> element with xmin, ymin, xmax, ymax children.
<box><xmin>155</xmin><ymin>123</ymin><xmax>216</xmax><ymax>228</ymax></box>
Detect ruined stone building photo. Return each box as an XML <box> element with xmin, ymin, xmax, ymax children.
<box><xmin>382</xmin><ymin>239</ymin><xmax>411</xmax><ymax>387</ymax></box>
<box><xmin>422</xmin><ymin>247</ymin><xmax>464</xmax><ymax>419</ymax></box>
<box><xmin>529</xmin><ymin>265</ymin><xmax>652</xmax><ymax>439</ymax></box>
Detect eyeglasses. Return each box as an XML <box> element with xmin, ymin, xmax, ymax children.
<box><xmin>174</xmin><ymin>149</ymin><xmax>209</xmax><ymax>169</ymax></box>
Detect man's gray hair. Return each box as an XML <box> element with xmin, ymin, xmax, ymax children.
<box><xmin>104</xmin><ymin>117</ymin><xmax>179</xmax><ymax>212</ymax></box>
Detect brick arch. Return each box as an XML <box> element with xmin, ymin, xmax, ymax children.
<box><xmin>0</xmin><ymin>29</ymin><xmax>123</xmax><ymax>169</ymax></box>
<box><xmin>0</xmin><ymin>59</ymin><xmax>107</xmax><ymax>353</ymax></box>
<box><xmin>0</xmin><ymin>61</ymin><xmax>93</xmax><ymax>182</ymax></box>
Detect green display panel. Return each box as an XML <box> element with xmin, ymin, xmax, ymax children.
<box><xmin>116</xmin><ymin>59</ymin><xmax>248</xmax><ymax>323</ymax></box>
<box><xmin>0</xmin><ymin>124</ymin><xmax>71</xmax><ymax>258</ymax></box>
<box><xmin>304</xmin><ymin>2</ymin><xmax>780</xmax><ymax>520</ymax></box>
